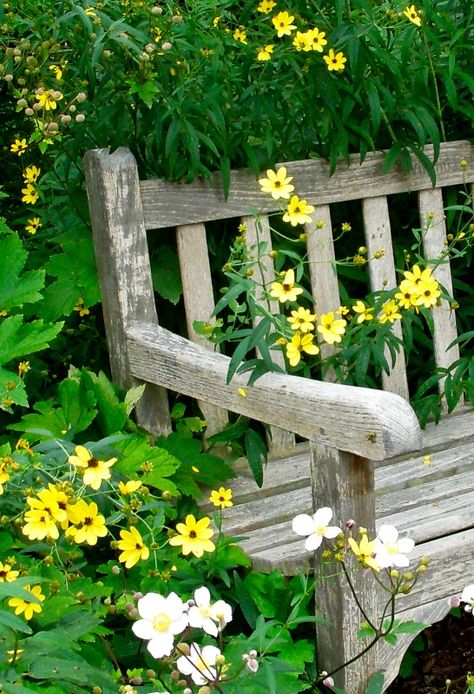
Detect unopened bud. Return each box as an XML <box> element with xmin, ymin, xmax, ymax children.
<box><xmin>161</xmin><ymin>41</ymin><xmax>172</xmax><ymax>50</ymax></box>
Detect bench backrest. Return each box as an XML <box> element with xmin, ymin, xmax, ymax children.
<box><xmin>85</xmin><ymin>141</ymin><xmax>474</xmax><ymax>444</ymax></box>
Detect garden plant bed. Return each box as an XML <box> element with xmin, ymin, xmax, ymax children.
<box><xmin>389</xmin><ymin>610</ymin><xmax>474</xmax><ymax>693</ymax></box>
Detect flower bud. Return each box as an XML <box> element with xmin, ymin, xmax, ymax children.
<box><xmin>161</xmin><ymin>41</ymin><xmax>172</xmax><ymax>51</ymax></box>
<box><xmin>151</xmin><ymin>6</ymin><xmax>163</xmax><ymax>14</ymax></box>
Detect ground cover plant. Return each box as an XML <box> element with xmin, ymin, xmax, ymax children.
<box><xmin>1</xmin><ymin>0</ymin><xmax>474</xmax><ymax>691</ymax></box>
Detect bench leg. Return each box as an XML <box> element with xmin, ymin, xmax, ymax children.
<box><xmin>310</xmin><ymin>443</ymin><xmax>379</xmax><ymax>693</ymax></box>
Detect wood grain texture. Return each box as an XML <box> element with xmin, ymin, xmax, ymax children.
<box><xmin>363</xmin><ymin>196</ymin><xmax>409</xmax><ymax>398</ymax></box>
<box><xmin>175</xmin><ymin>222</ymin><xmax>228</xmax><ymax>435</ymax></box>
<box><xmin>84</xmin><ymin>147</ymin><xmax>171</xmax><ymax>435</ymax></box>
<box><xmin>126</xmin><ymin>321</ymin><xmax>422</xmax><ymax>460</ymax></box>
<box><xmin>140</xmin><ymin>141</ymin><xmax>474</xmax><ymax>229</ymax></box>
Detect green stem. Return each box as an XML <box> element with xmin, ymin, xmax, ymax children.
<box><xmin>341</xmin><ymin>560</ymin><xmax>378</xmax><ymax>632</ymax></box>
<box><xmin>421</xmin><ymin>30</ymin><xmax>447</xmax><ymax>141</ymax></box>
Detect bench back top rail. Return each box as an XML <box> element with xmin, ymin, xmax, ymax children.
<box><xmin>85</xmin><ymin>141</ymin><xmax>474</xmax><ymax>441</ymax></box>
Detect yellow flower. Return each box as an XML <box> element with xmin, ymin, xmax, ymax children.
<box><xmin>68</xmin><ymin>445</ymin><xmax>117</xmax><ymax>490</ymax></box>
<box><xmin>257</xmin><ymin>44</ymin><xmax>274</xmax><ymax>61</ymax></box>
<box><xmin>49</xmin><ymin>62</ymin><xmax>67</xmax><ymax>80</ymax></box>
<box><xmin>21</xmin><ymin>184</ymin><xmax>39</xmax><ymax>205</ymax></box>
<box><xmin>169</xmin><ymin>514</ymin><xmax>215</xmax><ymax>558</ymax></box>
<box><xmin>293</xmin><ymin>31</ymin><xmax>312</xmax><ymax>52</ymax></box>
<box><xmin>282</xmin><ymin>195</ymin><xmax>315</xmax><ymax>226</ymax></box>
<box><xmin>416</xmin><ymin>279</ymin><xmax>440</xmax><ymax>309</ymax></box>
<box><xmin>118</xmin><ymin>480</ymin><xmax>142</xmax><ymax>495</ymax></box>
<box><xmin>379</xmin><ymin>299</ymin><xmax>402</xmax><ymax>324</ymax></box>
<box><xmin>233</xmin><ymin>28</ymin><xmax>247</xmax><ymax>44</ymax></box>
<box><xmin>403</xmin><ymin>5</ymin><xmax>421</xmax><ymax>26</ymax></box>
<box><xmin>323</xmin><ymin>48</ymin><xmax>347</xmax><ymax>72</ymax></box>
<box><xmin>209</xmin><ymin>487</ymin><xmax>233</xmax><ymax>509</ymax></box>
<box><xmin>74</xmin><ymin>297</ymin><xmax>90</xmax><ymax>317</ymax></box>
<box><xmin>272</xmin><ymin>11</ymin><xmax>296</xmax><ymax>37</ymax></box>
<box><xmin>258</xmin><ymin>166</ymin><xmax>294</xmax><ymax>199</ymax></box>
<box><xmin>0</xmin><ymin>562</ymin><xmax>19</xmax><ymax>582</ymax></box>
<box><xmin>16</xmin><ymin>438</ymin><xmax>34</xmax><ymax>456</ymax></box>
<box><xmin>23</xmin><ymin>166</ymin><xmax>41</xmax><ymax>183</ymax></box>
<box><xmin>212</xmin><ymin>16</ymin><xmax>221</xmax><ymax>27</ymax></box>
<box><xmin>8</xmin><ymin>585</ymin><xmax>45</xmax><ymax>620</ymax></box>
<box><xmin>341</xmin><ymin>221</ymin><xmax>351</xmax><ymax>232</ymax></box>
<box><xmin>66</xmin><ymin>500</ymin><xmax>108</xmax><ymax>545</ymax></box>
<box><xmin>85</xmin><ymin>7</ymin><xmax>97</xmax><ymax>16</ymax></box>
<box><xmin>317</xmin><ymin>311</ymin><xmax>347</xmax><ymax>344</ymax></box>
<box><xmin>285</xmin><ymin>332</ymin><xmax>319</xmax><ymax>367</ymax></box>
<box><xmin>36</xmin><ymin>89</ymin><xmax>63</xmax><ymax>111</ymax></box>
<box><xmin>270</xmin><ymin>269</ymin><xmax>304</xmax><ymax>303</ymax></box>
<box><xmin>117</xmin><ymin>526</ymin><xmax>150</xmax><ymax>568</ymax></box>
<box><xmin>287</xmin><ymin>306</ymin><xmax>317</xmax><ymax>333</ymax></box>
<box><xmin>257</xmin><ymin>0</ymin><xmax>276</xmax><ymax>13</ymax></box>
<box><xmin>352</xmin><ymin>300</ymin><xmax>373</xmax><ymax>323</ymax></box>
<box><xmin>306</xmin><ymin>27</ymin><xmax>327</xmax><ymax>52</ymax></box>
<box><xmin>25</xmin><ymin>217</ymin><xmax>42</xmax><ymax>234</ymax></box>
<box><xmin>22</xmin><ymin>485</ymin><xmax>69</xmax><ymax>541</ymax></box>
<box><xmin>11</xmin><ymin>139</ymin><xmax>28</xmax><ymax>156</ymax></box>
<box><xmin>348</xmin><ymin>534</ymin><xmax>380</xmax><ymax>572</ymax></box>
<box><xmin>397</xmin><ymin>265</ymin><xmax>440</xmax><ymax>309</ymax></box>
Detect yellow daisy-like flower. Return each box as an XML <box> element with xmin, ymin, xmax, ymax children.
<box><xmin>403</xmin><ymin>5</ymin><xmax>421</xmax><ymax>26</ymax></box>
<box><xmin>8</xmin><ymin>585</ymin><xmax>45</xmax><ymax>621</ymax></box>
<box><xmin>397</xmin><ymin>265</ymin><xmax>440</xmax><ymax>309</ymax></box>
<box><xmin>68</xmin><ymin>445</ymin><xmax>116</xmax><ymax>490</ymax></box>
<box><xmin>209</xmin><ymin>487</ymin><xmax>233</xmax><ymax>509</ymax></box>
<box><xmin>117</xmin><ymin>526</ymin><xmax>150</xmax><ymax>568</ymax></box>
<box><xmin>257</xmin><ymin>0</ymin><xmax>276</xmax><ymax>13</ymax></box>
<box><xmin>293</xmin><ymin>31</ymin><xmax>312</xmax><ymax>52</ymax></box>
<box><xmin>258</xmin><ymin>166</ymin><xmax>294</xmax><ymax>199</ymax></box>
<box><xmin>169</xmin><ymin>514</ymin><xmax>215</xmax><ymax>558</ymax></box>
<box><xmin>25</xmin><ymin>217</ymin><xmax>42</xmax><ymax>235</ymax></box>
<box><xmin>317</xmin><ymin>311</ymin><xmax>347</xmax><ymax>344</ymax></box>
<box><xmin>287</xmin><ymin>306</ymin><xmax>317</xmax><ymax>333</ymax></box>
<box><xmin>66</xmin><ymin>499</ymin><xmax>108</xmax><ymax>545</ymax></box>
<box><xmin>416</xmin><ymin>279</ymin><xmax>441</xmax><ymax>309</ymax></box>
<box><xmin>272</xmin><ymin>11</ymin><xmax>296</xmax><ymax>37</ymax></box>
<box><xmin>118</xmin><ymin>480</ymin><xmax>142</xmax><ymax>496</ymax></box>
<box><xmin>257</xmin><ymin>44</ymin><xmax>274</xmax><ymax>61</ymax></box>
<box><xmin>74</xmin><ymin>297</ymin><xmax>90</xmax><ymax>317</ymax></box>
<box><xmin>0</xmin><ymin>562</ymin><xmax>19</xmax><ymax>582</ymax></box>
<box><xmin>352</xmin><ymin>300</ymin><xmax>373</xmax><ymax>323</ymax></box>
<box><xmin>282</xmin><ymin>195</ymin><xmax>315</xmax><ymax>226</ymax></box>
<box><xmin>348</xmin><ymin>534</ymin><xmax>380</xmax><ymax>572</ymax></box>
<box><xmin>49</xmin><ymin>63</ymin><xmax>67</xmax><ymax>80</ymax></box>
<box><xmin>323</xmin><ymin>48</ymin><xmax>347</xmax><ymax>72</ymax></box>
<box><xmin>85</xmin><ymin>7</ymin><xmax>97</xmax><ymax>16</ymax></box>
<box><xmin>233</xmin><ymin>28</ymin><xmax>247</xmax><ymax>44</ymax></box>
<box><xmin>21</xmin><ymin>184</ymin><xmax>39</xmax><ymax>205</ymax></box>
<box><xmin>11</xmin><ymin>139</ymin><xmax>28</xmax><ymax>156</ymax></box>
<box><xmin>306</xmin><ymin>27</ymin><xmax>327</xmax><ymax>52</ymax></box>
<box><xmin>23</xmin><ymin>166</ymin><xmax>41</xmax><ymax>183</ymax></box>
<box><xmin>36</xmin><ymin>89</ymin><xmax>63</xmax><ymax>111</ymax></box>
<box><xmin>379</xmin><ymin>299</ymin><xmax>402</xmax><ymax>324</ymax></box>
<box><xmin>270</xmin><ymin>269</ymin><xmax>304</xmax><ymax>303</ymax></box>
<box><xmin>285</xmin><ymin>332</ymin><xmax>320</xmax><ymax>367</ymax></box>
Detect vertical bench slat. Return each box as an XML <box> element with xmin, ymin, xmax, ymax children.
<box><xmin>243</xmin><ymin>214</ymin><xmax>295</xmax><ymax>451</ymax></box>
<box><xmin>306</xmin><ymin>205</ymin><xmax>341</xmax><ymax>365</ymax></box>
<box><xmin>418</xmin><ymin>189</ymin><xmax>461</xmax><ymax>397</ymax></box>
<box><xmin>176</xmin><ymin>223</ymin><xmax>228</xmax><ymax>436</ymax></box>
<box><xmin>363</xmin><ymin>197</ymin><xmax>410</xmax><ymax>399</ymax></box>
<box><xmin>84</xmin><ymin>147</ymin><xmax>171</xmax><ymax>436</ymax></box>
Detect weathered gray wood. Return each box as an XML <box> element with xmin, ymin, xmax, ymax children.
<box><xmin>418</xmin><ymin>188</ymin><xmax>461</xmax><ymax>396</ymax></box>
<box><xmin>243</xmin><ymin>214</ymin><xmax>295</xmax><ymax>450</ymax></box>
<box><xmin>84</xmin><ymin>147</ymin><xmax>171</xmax><ymax>435</ymax></box>
<box><xmin>305</xmin><ymin>204</ymin><xmax>340</xmax><ymax>366</ymax></box>
<box><xmin>126</xmin><ymin>321</ymin><xmax>422</xmax><ymax>460</ymax></box>
<box><xmin>175</xmin><ymin>222</ymin><xmax>228</xmax><ymax>436</ymax></box>
<box><xmin>311</xmin><ymin>443</ymin><xmax>378</xmax><ymax>693</ymax></box>
<box><xmin>363</xmin><ymin>196</ymin><xmax>409</xmax><ymax>398</ymax></box>
<box><xmin>140</xmin><ymin>141</ymin><xmax>474</xmax><ymax>229</ymax></box>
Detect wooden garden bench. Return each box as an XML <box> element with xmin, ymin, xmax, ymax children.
<box><xmin>84</xmin><ymin>140</ymin><xmax>474</xmax><ymax>693</ymax></box>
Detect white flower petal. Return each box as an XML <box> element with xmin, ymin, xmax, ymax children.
<box><xmin>194</xmin><ymin>586</ymin><xmax>211</xmax><ymax>605</ymax></box>
<box><xmin>461</xmin><ymin>584</ymin><xmax>474</xmax><ymax>603</ymax></box>
<box><xmin>313</xmin><ymin>507</ymin><xmax>333</xmax><ymax>527</ymax></box>
<box><xmin>170</xmin><ymin>613</ymin><xmax>189</xmax><ymax>635</ymax></box>
<box><xmin>397</xmin><ymin>538</ymin><xmax>415</xmax><ymax>554</ymax></box>
<box><xmin>165</xmin><ymin>592</ymin><xmax>185</xmax><ymax>619</ymax></box>
<box><xmin>147</xmin><ymin>633</ymin><xmax>175</xmax><ymax>659</ymax></box>
<box><xmin>132</xmin><ymin>618</ymin><xmax>156</xmax><ymax>641</ymax></box>
<box><xmin>292</xmin><ymin>514</ymin><xmax>315</xmax><ymax>536</ymax></box>
<box><xmin>304</xmin><ymin>533</ymin><xmax>323</xmax><ymax>552</ymax></box>
<box><xmin>323</xmin><ymin>525</ymin><xmax>342</xmax><ymax>539</ymax></box>
<box><xmin>377</xmin><ymin>524</ymin><xmax>398</xmax><ymax>544</ymax></box>
<box><xmin>201</xmin><ymin>616</ymin><xmax>218</xmax><ymax>636</ymax></box>
<box><xmin>392</xmin><ymin>554</ymin><xmax>410</xmax><ymax>568</ymax></box>
<box><xmin>137</xmin><ymin>592</ymin><xmax>164</xmax><ymax>619</ymax></box>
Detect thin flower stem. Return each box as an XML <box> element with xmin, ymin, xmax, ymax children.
<box><xmin>421</xmin><ymin>30</ymin><xmax>447</xmax><ymax>141</ymax></box>
<box><xmin>340</xmin><ymin>560</ymin><xmax>378</xmax><ymax>632</ymax></box>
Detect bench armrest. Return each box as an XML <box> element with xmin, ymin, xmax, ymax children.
<box><xmin>127</xmin><ymin>322</ymin><xmax>421</xmax><ymax>461</ymax></box>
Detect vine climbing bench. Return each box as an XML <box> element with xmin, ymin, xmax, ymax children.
<box><xmin>85</xmin><ymin>140</ymin><xmax>474</xmax><ymax>693</ymax></box>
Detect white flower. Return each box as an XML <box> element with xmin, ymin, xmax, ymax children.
<box><xmin>375</xmin><ymin>525</ymin><xmax>415</xmax><ymax>568</ymax></box>
<box><xmin>292</xmin><ymin>507</ymin><xmax>342</xmax><ymax>551</ymax></box>
<box><xmin>176</xmin><ymin>642</ymin><xmax>221</xmax><ymax>685</ymax></box>
<box><xmin>243</xmin><ymin>650</ymin><xmax>259</xmax><ymax>673</ymax></box>
<box><xmin>461</xmin><ymin>584</ymin><xmax>474</xmax><ymax>613</ymax></box>
<box><xmin>188</xmin><ymin>587</ymin><xmax>232</xmax><ymax>636</ymax></box>
<box><xmin>132</xmin><ymin>591</ymin><xmax>188</xmax><ymax>658</ymax></box>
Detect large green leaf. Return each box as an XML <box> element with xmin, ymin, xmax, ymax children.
<box><xmin>0</xmin><ymin>315</ymin><xmax>63</xmax><ymax>366</ymax></box>
<box><xmin>0</xmin><ymin>234</ymin><xmax>45</xmax><ymax>311</ymax></box>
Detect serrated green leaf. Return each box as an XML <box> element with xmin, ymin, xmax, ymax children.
<box><xmin>0</xmin><ymin>234</ymin><xmax>45</xmax><ymax>310</ymax></box>
<box><xmin>126</xmin><ymin>78</ymin><xmax>159</xmax><ymax>108</ymax></box>
<box><xmin>0</xmin><ymin>316</ymin><xmax>63</xmax><ymax>366</ymax></box>
<box><xmin>80</xmin><ymin>370</ymin><xmax>127</xmax><ymax>435</ymax></box>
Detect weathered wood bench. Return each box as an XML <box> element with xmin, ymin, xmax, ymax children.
<box><xmin>84</xmin><ymin>140</ymin><xmax>474</xmax><ymax>693</ymax></box>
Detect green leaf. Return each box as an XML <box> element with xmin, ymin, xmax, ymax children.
<box><xmin>150</xmin><ymin>244</ymin><xmax>182</xmax><ymax>304</ymax></box>
<box><xmin>232</xmin><ymin>571</ymin><xmax>259</xmax><ymax>629</ymax></box>
<box><xmin>244</xmin><ymin>428</ymin><xmax>267</xmax><ymax>487</ymax></box>
<box><xmin>0</xmin><ymin>608</ymin><xmax>33</xmax><ymax>634</ymax></box>
<box><xmin>0</xmin><ymin>315</ymin><xmax>63</xmax><ymax>366</ymax></box>
<box><xmin>80</xmin><ymin>370</ymin><xmax>127</xmax><ymax>435</ymax></box>
<box><xmin>367</xmin><ymin>671</ymin><xmax>385</xmax><ymax>694</ymax></box>
<box><xmin>392</xmin><ymin>620</ymin><xmax>430</xmax><ymax>635</ymax></box>
<box><xmin>126</xmin><ymin>78</ymin><xmax>159</xmax><ymax>108</ymax></box>
<box><xmin>124</xmin><ymin>383</ymin><xmax>146</xmax><ymax>415</ymax></box>
<box><xmin>0</xmin><ymin>234</ymin><xmax>45</xmax><ymax>310</ymax></box>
